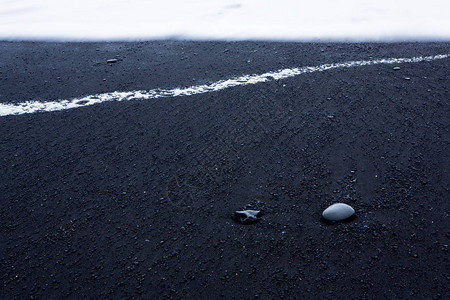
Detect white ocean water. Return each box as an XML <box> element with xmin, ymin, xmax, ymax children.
<box><xmin>0</xmin><ymin>0</ymin><xmax>449</xmax><ymax>41</ymax></box>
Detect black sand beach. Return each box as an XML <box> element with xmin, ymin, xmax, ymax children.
<box><xmin>1</xmin><ymin>41</ymin><xmax>449</xmax><ymax>298</ymax></box>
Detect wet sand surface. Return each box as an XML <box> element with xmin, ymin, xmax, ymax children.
<box><xmin>1</xmin><ymin>41</ymin><xmax>449</xmax><ymax>298</ymax></box>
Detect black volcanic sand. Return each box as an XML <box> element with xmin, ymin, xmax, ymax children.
<box><xmin>1</xmin><ymin>41</ymin><xmax>449</xmax><ymax>298</ymax></box>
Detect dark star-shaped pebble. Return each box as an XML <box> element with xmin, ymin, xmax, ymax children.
<box><xmin>234</xmin><ymin>210</ymin><xmax>262</xmax><ymax>224</ymax></box>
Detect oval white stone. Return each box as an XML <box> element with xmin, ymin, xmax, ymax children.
<box><xmin>322</xmin><ymin>203</ymin><xmax>355</xmax><ymax>221</ymax></box>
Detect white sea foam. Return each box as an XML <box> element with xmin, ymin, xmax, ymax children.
<box><xmin>0</xmin><ymin>0</ymin><xmax>449</xmax><ymax>41</ymax></box>
<box><xmin>1</xmin><ymin>53</ymin><xmax>448</xmax><ymax>117</ymax></box>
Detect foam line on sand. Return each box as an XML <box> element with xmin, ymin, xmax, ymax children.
<box><xmin>0</xmin><ymin>53</ymin><xmax>448</xmax><ymax>116</ymax></box>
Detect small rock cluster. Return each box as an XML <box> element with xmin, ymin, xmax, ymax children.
<box><xmin>234</xmin><ymin>203</ymin><xmax>355</xmax><ymax>224</ymax></box>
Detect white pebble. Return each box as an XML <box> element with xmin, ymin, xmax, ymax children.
<box><xmin>322</xmin><ymin>203</ymin><xmax>355</xmax><ymax>221</ymax></box>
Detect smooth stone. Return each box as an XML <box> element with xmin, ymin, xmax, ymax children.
<box><xmin>322</xmin><ymin>203</ymin><xmax>355</xmax><ymax>221</ymax></box>
<box><xmin>393</xmin><ymin>66</ymin><xmax>401</xmax><ymax>70</ymax></box>
<box><xmin>234</xmin><ymin>210</ymin><xmax>262</xmax><ymax>224</ymax></box>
